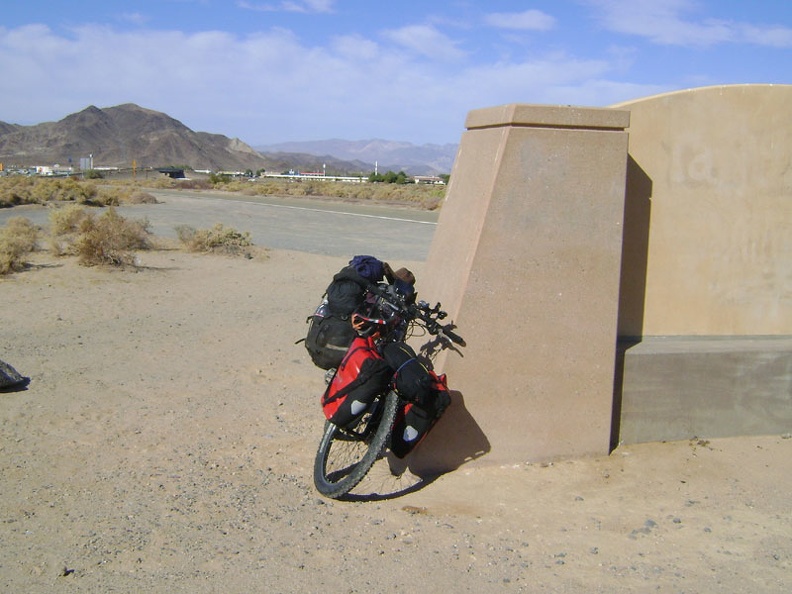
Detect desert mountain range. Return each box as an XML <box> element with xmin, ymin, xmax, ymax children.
<box><xmin>0</xmin><ymin>104</ymin><xmax>456</xmax><ymax>175</ymax></box>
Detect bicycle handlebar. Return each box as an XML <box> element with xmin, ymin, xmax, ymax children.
<box><xmin>367</xmin><ymin>283</ymin><xmax>466</xmax><ymax>347</ymax></box>
<box><xmin>410</xmin><ymin>304</ymin><xmax>466</xmax><ymax>346</ymax></box>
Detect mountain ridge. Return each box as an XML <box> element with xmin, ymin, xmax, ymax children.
<box><xmin>0</xmin><ymin>104</ymin><xmax>272</xmax><ymax>172</ymax></box>
<box><xmin>256</xmin><ymin>138</ymin><xmax>457</xmax><ymax>176</ymax></box>
<box><xmin>0</xmin><ymin>104</ymin><xmax>455</xmax><ymax>175</ymax></box>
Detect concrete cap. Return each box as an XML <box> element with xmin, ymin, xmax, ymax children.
<box><xmin>465</xmin><ymin>103</ymin><xmax>630</xmax><ymax>131</ymax></box>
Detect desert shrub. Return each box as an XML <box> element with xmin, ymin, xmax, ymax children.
<box><xmin>0</xmin><ymin>177</ymin><xmax>104</xmax><ymax>205</ymax></box>
<box><xmin>89</xmin><ymin>187</ymin><xmax>119</xmax><ymax>206</ymax></box>
<box><xmin>141</xmin><ymin>176</ymin><xmax>178</xmax><ymax>189</ymax></box>
<box><xmin>34</xmin><ymin>178</ymin><xmax>98</xmax><ymax>203</ymax></box>
<box><xmin>0</xmin><ymin>176</ymin><xmax>40</xmax><ymax>206</ymax></box>
<box><xmin>175</xmin><ymin>223</ymin><xmax>253</xmax><ymax>256</ymax></box>
<box><xmin>126</xmin><ymin>190</ymin><xmax>159</xmax><ymax>204</ymax></box>
<box><xmin>242</xmin><ymin>177</ymin><xmax>445</xmax><ymax>208</ymax></box>
<box><xmin>73</xmin><ymin>208</ymin><xmax>151</xmax><ymax>267</ymax></box>
<box><xmin>209</xmin><ymin>173</ymin><xmax>233</xmax><ymax>186</ymax></box>
<box><xmin>1</xmin><ymin>173</ymin><xmax>447</xmax><ymax>211</ymax></box>
<box><xmin>49</xmin><ymin>204</ymin><xmax>91</xmax><ymax>255</ymax></box>
<box><xmin>172</xmin><ymin>178</ymin><xmax>212</xmax><ymax>191</ymax></box>
<box><xmin>50</xmin><ymin>206</ymin><xmax>151</xmax><ymax>266</ymax></box>
<box><xmin>0</xmin><ymin>217</ymin><xmax>40</xmax><ymax>275</ymax></box>
<box><xmin>88</xmin><ymin>186</ymin><xmax>145</xmax><ymax>206</ymax></box>
<box><xmin>77</xmin><ymin>184</ymin><xmax>125</xmax><ymax>206</ymax></box>
<box><xmin>79</xmin><ymin>185</ymin><xmax>159</xmax><ymax>206</ymax></box>
<box><xmin>49</xmin><ymin>204</ymin><xmax>88</xmax><ymax>234</ymax></box>
<box><xmin>0</xmin><ymin>177</ymin><xmax>34</xmax><ymax>207</ymax></box>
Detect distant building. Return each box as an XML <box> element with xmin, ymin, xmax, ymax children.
<box><xmin>157</xmin><ymin>167</ymin><xmax>185</xmax><ymax>179</ymax></box>
<box><xmin>35</xmin><ymin>165</ymin><xmax>73</xmax><ymax>176</ymax></box>
<box><xmin>413</xmin><ymin>175</ymin><xmax>445</xmax><ymax>184</ymax></box>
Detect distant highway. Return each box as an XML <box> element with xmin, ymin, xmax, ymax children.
<box><xmin>0</xmin><ymin>189</ymin><xmax>438</xmax><ymax>262</ymax></box>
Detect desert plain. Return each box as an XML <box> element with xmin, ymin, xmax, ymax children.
<box><xmin>1</xmin><ymin>201</ymin><xmax>790</xmax><ymax>593</ymax></box>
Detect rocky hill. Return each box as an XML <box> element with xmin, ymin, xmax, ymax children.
<box><xmin>0</xmin><ymin>104</ymin><xmax>455</xmax><ymax>175</ymax></box>
<box><xmin>0</xmin><ymin>104</ymin><xmax>273</xmax><ymax>172</ymax></box>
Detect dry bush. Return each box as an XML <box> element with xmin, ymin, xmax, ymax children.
<box><xmin>173</xmin><ymin>178</ymin><xmax>213</xmax><ymax>190</ymax></box>
<box><xmin>0</xmin><ymin>177</ymin><xmax>101</xmax><ymax>205</ymax></box>
<box><xmin>90</xmin><ymin>187</ymin><xmax>120</xmax><ymax>206</ymax></box>
<box><xmin>1</xmin><ymin>176</ymin><xmax>129</xmax><ymax>207</ymax></box>
<box><xmin>242</xmin><ymin>177</ymin><xmax>446</xmax><ymax>208</ymax></box>
<box><xmin>32</xmin><ymin>178</ymin><xmax>98</xmax><ymax>203</ymax></box>
<box><xmin>93</xmin><ymin>187</ymin><xmax>159</xmax><ymax>206</ymax></box>
<box><xmin>0</xmin><ymin>177</ymin><xmax>36</xmax><ymax>207</ymax></box>
<box><xmin>49</xmin><ymin>204</ymin><xmax>91</xmax><ymax>255</ymax></box>
<box><xmin>1</xmin><ymin>173</ymin><xmax>445</xmax><ymax>211</ymax></box>
<box><xmin>0</xmin><ymin>216</ymin><xmax>40</xmax><ymax>275</ymax></box>
<box><xmin>94</xmin><ymin>175</ymin><xmax>446</xmax><ymax>210</ymax></box>
<box><xmin>49</xmin><ymin>206</ymin><xmax>151</xmax><ymax>266</ymax></box>
<box><xmin>126</xmin><ymin>190</ymin><xmax>159</xmax><ymax>204</ymax></box>
<box><xmin>175</xmin><ymin>223</ymin><xmax>253</xmax><ymax>257</ymax></box>
<box><xmin>147</xmin><ymin>177</ymin><xmax>180</xmax><ymax>189</ymax></box>
<box><xmin>370</xmin><ymin>183</ymin><xmax>446</xmax><ymax>210</ymax></box>
<box><xmin>74</xmin><ymin>208</ymin><xmax>151</xmax><ymax>267</ymax></box>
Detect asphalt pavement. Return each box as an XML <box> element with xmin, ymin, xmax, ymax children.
<box><xmin>0</xmin><ymin>189</ymin><xmax>438</xmax><ymax>262</ymax></box>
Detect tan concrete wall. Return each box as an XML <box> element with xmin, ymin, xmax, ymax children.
<box><xmin>407</xmin><ymin>85</ymin><xmax>790</xmax><ymax>470</ymax></box>
<box><xmin>409</xmin><ymin>105</ymin><xmax>630</xmax><ymax>471</ymax></box>
<box><xmin>613</xmin><ymin>84</ymin><xmax>792</xmax><ymax>336</ymax></box>
<box><xmin>618</xmin><ymin>336</ymin><xmax>792</xmax><ymax>444</ymax></box>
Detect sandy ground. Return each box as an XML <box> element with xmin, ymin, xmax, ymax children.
<box><xmin>1</xmin><ymin>246</ymin><xmax>790</xmax><ymax>593</ymax></box>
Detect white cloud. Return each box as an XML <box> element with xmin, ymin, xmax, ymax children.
<box><xmin>302</xmin><ymin>0</ymin><xmax>335</xmax><ymax>12</ymax></box>
<box><xmin>584</xmin><ymin>0</ymin><xmax>792</xmax><ymax>47</ymax></box>
<box><xmin>6</xmin><ymin>4</ymin><xmax>768</xmax><ymax>146</ymax></box>
<box><xmin>381</xmin><ymin>24</ymin><xmax>466</xmax><ymax>61</ymax></box>
<box><xmin>453</xmin><ymin>53</ymin><xmax>612</xmax><ymax>105</ymax></box>
<box><xmin>236</xmin><ymin>0</ymin><xmax>334</xmax><ymax>14</ymax></box>
<box><xmin>331</xmin><ymin>34</ymin><xmax>380</xmax><ymax>61</ymax></box>
<box><xmin>0</xmin><ymin>19</ymin><xmax>670</xmax><ymax>143</ymax></box>
<box><xmin>484</xmin><ymin>10</ymin><xmax>556</xmax><ymax>31</ymax></box>
<box><xmin>119</xmin><ymin>12</ymin><xmax>149</xmax><ymax>26</ymax></box>
<box><xmin>736</xmin><ymin>23</ymin><xmax>792</xmax><ymax>48</ymax></box>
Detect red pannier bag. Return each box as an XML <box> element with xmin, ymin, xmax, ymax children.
<box><xmin>321</xmin><ymin>336</ymin><xmax>392</xmax><ymax>427</ymax></box>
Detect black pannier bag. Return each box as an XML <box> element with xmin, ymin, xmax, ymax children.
<box><xmin>325</xmin><ymin>255</ymin><xmax>388</xmax><ymax>316</ymax></box>
<box><xmin>383</xmin><ymin>342</ymin><xmax>433</xmax><ymax>403</ymax></box>
<box><xmin>304</xmin><ymin>255</ymin><xmax>390</xmax><ymax>370</ymax></box>
<box><xmin>383</xmin><ymin>342</ymin><xmax>451</xmax><ymax>458</ymax></box>
<box><xmin>304</xmin><ymin>301</ymin><xmax>358</xmax><ymax>370</ymax></box>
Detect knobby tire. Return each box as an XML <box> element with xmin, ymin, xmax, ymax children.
<box><xmin>313</xmin><ymin>390</ymin><xmax>399</xmax><ymax>499</ymax></box>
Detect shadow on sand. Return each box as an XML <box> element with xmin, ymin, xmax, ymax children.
<box><xmin>338</xmin><ymin>391</ymin><xmax>490</xmax><ymax>502</ymax></box>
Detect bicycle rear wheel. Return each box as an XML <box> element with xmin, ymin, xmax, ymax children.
<box><xmin>313</xmin><ymin>390</ymin><xmax>399</xmax><ymax>499</ymax></box>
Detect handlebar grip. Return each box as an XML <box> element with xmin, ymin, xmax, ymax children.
<box><xmin>441</xmin><ymin>326</ymin><xmax>466</xmax><ymax>346</ymax></box>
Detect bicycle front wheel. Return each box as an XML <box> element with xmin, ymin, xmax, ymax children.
<box><xmin>313</xmin><ymin>390</ymin><xmax>399</xmax><ymax>499</ymax></box>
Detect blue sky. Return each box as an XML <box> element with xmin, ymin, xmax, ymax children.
<box><xmin>1</xmin><ymin>0</ymin><xmax>790</xmax><ymax>146</ymax></box>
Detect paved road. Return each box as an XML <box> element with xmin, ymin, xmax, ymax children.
<box><xmin>0</xmin><ymin>189</ymin><xmax>438</xmax><ymax>262</ymax></box>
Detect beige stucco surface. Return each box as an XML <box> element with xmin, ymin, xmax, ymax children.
<box><xmin>614</xmin><ymin>84</ymin><xmax>792</xmax><ymax>336</ymax></box>
<box><xmin>410</xmin><ymin>104</ymin><xmax>630</xmax><ymax>469</ymax></box>
<box><xmin>408</xmin><ymin>85</ymin><xmax>790</xmax><ymax>468</ymax></box>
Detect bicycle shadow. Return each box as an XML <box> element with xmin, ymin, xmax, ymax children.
<box><xmin>340</xmin><ymin>390</ymin><xmax>489</xmax><ymax>502</ymax></box>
